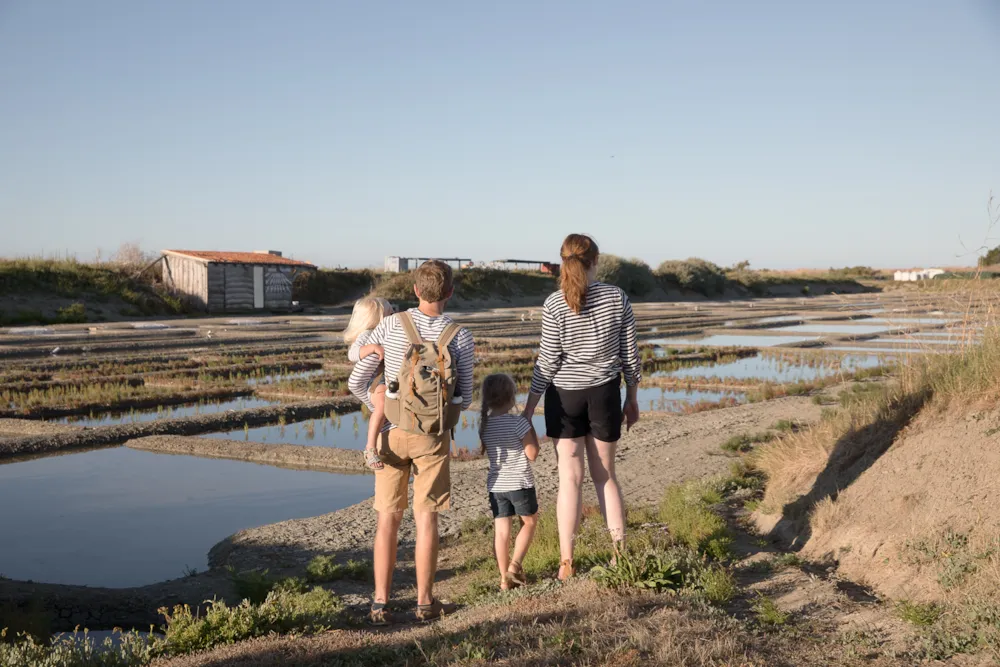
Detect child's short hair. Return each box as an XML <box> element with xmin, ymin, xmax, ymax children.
<box><xmin>414</xmin><ymin>260</ymin><xmax>454</xmax><ymax>303</ymax></box>
<box><xmin>479</xmin><ymin>373</ymin><xmax>517</xmax><ymax>449</ymax></box>
<box><xmin>344</xmin><ymin>296</ymin><xmax>392</xmax><ymax>344</ymax></box>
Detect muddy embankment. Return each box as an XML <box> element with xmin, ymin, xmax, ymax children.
<box><xmin>0</xmin><ymin>397</ymin><xmax>360</xmax><ymax>460</ymax></box>
<box><xmin>128</xmin><ymin>435</ymin><xmax>369</xmax><ymax>474</ymax></box>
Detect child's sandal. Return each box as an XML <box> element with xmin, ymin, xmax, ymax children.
<box><xmin>364</xmin><ymin>448</ymin><xmax>384</xmax><ymax>470</ymax></box>
<box><xmin>506</xmin><ymin>561</ymin><xmax>527</xmax><ymax>588</ymax></box>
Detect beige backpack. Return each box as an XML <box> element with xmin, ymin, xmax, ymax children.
<box><xmin>384</xmin><ymin>312</ymin><xmax>463</xmax><ymax>436</ymax></box>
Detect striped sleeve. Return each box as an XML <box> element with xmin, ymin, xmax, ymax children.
<box><xmin>347</xmin><ymin>330</ymin><xmax>372</xmax><ymax>363</ymax></box>
<box><xmin>515</xmin><ymin>416</ymin><xmax>532</xmax><ymax>438</ymax></box>
<box><xmin>347</xmin><ymin>320</ymin><xmax>390</xmax><ymax>410</ymax></box>
<box><xmin>529</xmin><ymin>297</ymin><xmax>562</xmax><ymax>395</ymax></box>
<box><xmin>453</xmin><ymin>327</ymin><xmax>475</xmax><ymax>409</ymax></box>
<box><xmin>620</xmin><ymin>294</ymin><xmax>641</xmax><ymax>387</ymax></box>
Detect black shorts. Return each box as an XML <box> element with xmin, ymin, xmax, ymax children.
<box><xmin>544</xmin><ymin>377</ymin><xmax>622</xmax><ymax>442</ymax></box>
<box><xmin>488</xmin><ymin>487</ymin><xmax>539</xmax><ymax>518</ymax></box>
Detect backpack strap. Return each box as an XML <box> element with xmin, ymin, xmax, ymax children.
<box><xmin>397</xmin><ymin>311</ymin><xmax>423</xmax><ymax>346</ymax></box>
<box><xmin>436</xmin><ymin>322</ymin><xmax>461</xmax><ymax>350</ymax></box>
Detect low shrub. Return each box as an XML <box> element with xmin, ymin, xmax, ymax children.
<box><xmin>595</xmin><ymin>255</ymin><xmax>658</xmax><ymax>297</ymax></box>
<box><xmin>0</xmin><ymin>628</ymin><xmax>160</xmax><ymax>667</ymax></box>
<box><xmin>656</xmin><ymin>258</ymin><xmax>727</xmax><ymax>296</ymax></box>
<box><xmin>227</xmin><ymin>567</ymin><xmax>275</xmax><ymax>605</ymax></box>
<box><xmin>159</xmin><ymin>587</ymin><xmax>342</xmax><ymax>655</ymax></box>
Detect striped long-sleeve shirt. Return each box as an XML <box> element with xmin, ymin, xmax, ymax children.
<box><xmin>348</xmin><ymin>309</ymin><xmax>475</xmax><ymax>419</ymax></box>
<box><xmin>347</xmin><ymin>330</ymin><xmax>373</xmax><ymax>363</ymax></box>
<box><xmin>529</xmin><ymin>282</ymin><xmax>641</xmax><ymax>395</ymax></box>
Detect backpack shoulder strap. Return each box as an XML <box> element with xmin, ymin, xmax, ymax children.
<box><xmin>436</xmin><ymin>322</ymin><xmax>461</xmax><ymax>350</ymax></box>
<box><xmin>397</xmin><ymin>311</ymin><xmax>423</xmax><ymax>346</ymax></box>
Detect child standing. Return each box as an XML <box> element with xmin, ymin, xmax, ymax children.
<box><xmin>479</xmin><ymin>373</ymin><xmax>540</xmax><ymax>590</ymax></box>
<box><xmin>344</xmin><ymin>297</ymin><xmax>393</xmax><ymax>470</ymax></box>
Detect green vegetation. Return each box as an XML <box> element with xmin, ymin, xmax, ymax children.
<box><xmin>0</xmin><ymin>258</ymin><xmax>188</xmax><ymax>325</ymax></box>
<box><xmin>305</xmin><ymin>555</ymin><xmax>373</xmax><ymax>583</ymax></box>
<box><xmin>721</xmin><ymin>431</ymin><xmax>774</xmax><ymax>454</ymax></box>
<box><xmin>753</xmin><ymin>595</ymin><xmax>790</xmax><ymax>628</ymax></box>
<box><xmin>771</xmin><ymin>419</ymin><xmax>801</xmax><ymax>433</ymax></box>
<box><xmin>160</xmin><ymin>587</ymin><xmax>342</xmax><ymax>655</ymax></box>
<box><xmin>0</xmin><ymin>628</ymin><xmax>161</xmax><ymax>667</ymax></box>
<box><xmin>656</xmin><ymin>258</ymin><xmax>728</xmax><ymax>296</ymax></box>
<box><xmin>658</xmin><ymin>480</ymin><xmax>732</xmax><ymax>560</ymax></box>
<box><xmin>592</xmin><ymin>549</ymin><xmax>686</xmax><ymax>591</ymax></box>
<box><xmin>292</xmin><ymin>269</ymin><xmax>375</xmax><ymax>305</ymax></box>
<box><xmin>371</xmin><ymin>268</ymin><xmax>555</xmax><ymax>305</ymax></box>
<box><xmin>0</xmin><ymin>587</ymin><xmax>342</xmax><ymax>667</ymax></box>
<box><xmin>897</xmin><ymin>600</ymin><xmax>943</xmax><ymax>626</ymax></box>
<box><xmin>596</xmin><ymin>255</ymin><xmax>658</xmax><ymax>297</ymax></box>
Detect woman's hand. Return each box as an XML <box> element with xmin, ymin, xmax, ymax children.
<box><xmin>623</xmin><ymin>397</ymin><xmax>640</xmax><ymax>432</ymax></box>
<box><xmin>522</xmin><ymin>392</ymin><xmax>541</xmax><ymax>422</ymax></box>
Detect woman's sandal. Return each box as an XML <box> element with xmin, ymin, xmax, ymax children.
<box><xmin>500</xmin><ymin>574</ymin><xmax>510</xmax><ymax>591</ymax></box>
<box><xmin>364</xmin><ymin>448</ymin><xmax>384</xmax><ymax>471</ymax></box>
<box><xmin>557</xmin><ymin>559</ymin><xmax>575</xmax><ymax>581</ymax></box>
<box><xmin>506</xmin><ymin>560</ymin><xmax>527</xmax><ymax>588</ymax></box>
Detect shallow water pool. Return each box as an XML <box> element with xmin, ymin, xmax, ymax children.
<box><xmin>649</xmin><ymin>334</ymin><xmax>820</xmax><ymax>348</ymax></box>
<box><xmin>0</xmin><ymin>448</ymin><xmax>373</xmax><ymax>587</ymax></box>
<box><xmin>781</xmin><ymin>323</ymin><xmax>896</xmax><ymax>335</ymax></box>
<box><xmin>657</xmin><ymin>353</ymin><xmax>883</xmax><ymax>383</ymax></box>
<box><xmin>53</xmin><ymin>396</ymin><xmax>279</xmax><ymax>428</ymax></box>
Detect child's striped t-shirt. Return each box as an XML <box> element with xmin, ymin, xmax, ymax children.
<box><xmin>481</xmin><ymin>414</ymin><xmax>535</xmax><ymax>493</ymax></box>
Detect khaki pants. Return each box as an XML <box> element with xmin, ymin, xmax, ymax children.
<box><xmin>373</xmin><ymin>428</ymin><xmax>451</xmax><ymax>512</ymax></box>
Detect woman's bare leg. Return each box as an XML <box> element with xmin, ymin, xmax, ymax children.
<box><xmin>555</xmin><ymin>437</ymin><xmax>586</xmax><ymax>564</ymax></box>
<box><xmin>586</xmin><ymin>435</ymin><xmax>626</xmax><ymax>546</ymax></box>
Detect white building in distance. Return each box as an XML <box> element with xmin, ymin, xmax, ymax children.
<box><xmin>893</xmin><ymin>268</ymin><xmax>945</xmax><ymax>281</ymax></box>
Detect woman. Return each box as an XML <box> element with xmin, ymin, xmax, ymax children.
<box><xmin>522</xmin><ymin>233</ymin><xmax>641</xmax><ymax>580</ymax></box>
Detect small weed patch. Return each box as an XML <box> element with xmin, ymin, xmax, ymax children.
<box><xmin>659</xmin><ymin>480</ymin><xmax>732</xmax><ymax>559</ymax></box>
<box><xmin>720</xmin><ymin>431</ymin><xmax>773</xmax><ymax>454</ymax></box>
<box><xmin>305</xmin><ymin>556</ymin><xmax>373</xmax><ymax>583</ymax></box>
<box><xmin>753</xmin><ymin>595</ymin><xmax>790</xmax><ymax>628</ymax></box>
<box><xmin>592</xmin><ymin>548</ymin><xmax>687</xmax><ymax>591</ymax></box>
<box><xmin>897</xmin><ymin>600</ymin><xmax>943</xmax><ymax>626</ymax></box>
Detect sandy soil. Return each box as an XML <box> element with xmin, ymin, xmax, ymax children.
<box><xmin>208</xmin><ymin>398</ymin><xmax>823</xmax><ymax>601</ymax></box>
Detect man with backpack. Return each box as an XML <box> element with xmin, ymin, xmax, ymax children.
<box><xmin>348</xmin><ymin>260</ymin><xmax>475</xmax><ymax>625</ymax></box>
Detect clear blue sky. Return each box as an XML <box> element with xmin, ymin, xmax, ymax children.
<box><xmin>2</xmin><ymin>1</ymin><xmax>998</xmax><ymax>269</ymax></box>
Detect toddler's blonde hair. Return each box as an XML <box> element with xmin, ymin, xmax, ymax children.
<box><xmin>343</xmin><ymin>297</ymin><xmax>393</xmax><ymax>344</ymax></box>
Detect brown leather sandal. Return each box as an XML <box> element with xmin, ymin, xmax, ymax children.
<box><xmin>557</xmin><ymin>559</ymin><xmax>575</xmax><ymax>581</ymax></box>
<box><xmin>507</xmin><ymin>560</ymin><xmax>527</xmax><ymax>588</ymax></box>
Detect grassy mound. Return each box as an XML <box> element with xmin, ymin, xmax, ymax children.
<box><xmin>292</xmin><ymin>269</ymin><xmax>375</xmax><ymax>306</ymax></box>
<box><xmin>0</xmin><ymin>259</ymin><xmax>188</xmax><ymax>325</ymax></box>
<box><xmin>371</xmin><ymin>269</ymin><xmax>555</xmax><ymax>306</ymax></box>
<box><xmin>751</xmin><ymin>322</ymin><xmax>1000</xmax><ymax>659</ymax></box>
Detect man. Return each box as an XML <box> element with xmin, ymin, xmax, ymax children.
<box><xmin>348</xmin><ymin>260</ymin><xmax>474</xmax><ymax>624</ymax></box>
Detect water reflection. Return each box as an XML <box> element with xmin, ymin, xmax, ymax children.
<box><xmin>0</xmin><ymin>448</ymin><xmax>373</xmax><ymax>587</ymax></box>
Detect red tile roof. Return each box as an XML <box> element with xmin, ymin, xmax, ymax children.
<box><xmin>165</xmin><ymin>250</ymin><xmax>316</xmax><ymax>267</ymax></box>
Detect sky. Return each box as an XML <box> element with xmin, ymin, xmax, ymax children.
<box><xmin>1</xmin><ymin>1</ymin><xmax>998</xmax><ymax>270</ymax></box>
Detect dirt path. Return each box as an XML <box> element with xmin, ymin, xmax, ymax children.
<box><xmin>208</xmin><ymin>397</ymin><xmax>823</xmax><ymax>603</ymax></box>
